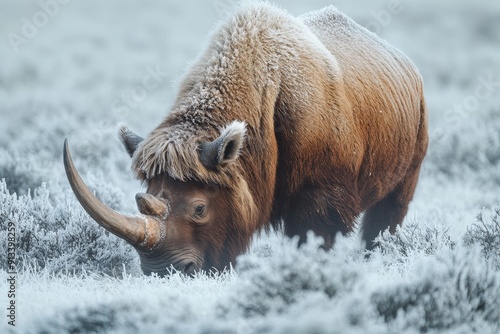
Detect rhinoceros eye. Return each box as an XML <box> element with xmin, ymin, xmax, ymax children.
<box><xmin>194</xmin><ymin>204</ymin><xmax>206</xmax><ymax>218</ymax></box>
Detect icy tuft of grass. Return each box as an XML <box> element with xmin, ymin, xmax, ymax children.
<box><xmin>0</xmin><ymin>180</ymin><xmax>138</xmax><ymax>276</ymax></box>
<box><xmin>464</xmin><ymin>206</ymin><xmax>500</xmax><ymax>269</ymax></box>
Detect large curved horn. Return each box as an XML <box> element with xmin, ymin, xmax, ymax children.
<box><xmin>63</xmin><ymin>139</ymin><xmax>162</xmax><ymax>250</ymax></box>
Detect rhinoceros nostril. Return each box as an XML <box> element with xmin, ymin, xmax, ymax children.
<box><xmin>184</xmin><ymin>262</ymin><xmax>196</xmax><ymax>276</ymax></box>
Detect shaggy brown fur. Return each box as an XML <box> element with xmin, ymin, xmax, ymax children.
<box><xmin>122</xmin><ymin>3</ymin><xmax>428</xmax><ymax>273</ymax></box>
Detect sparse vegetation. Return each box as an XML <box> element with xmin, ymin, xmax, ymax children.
<box><xmin>464</xmin><ymin>207</ymin><xmax>500</xmax><ymax>269</ymax></box>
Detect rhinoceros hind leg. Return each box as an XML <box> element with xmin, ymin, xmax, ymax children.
<box><xmin>361</xmin><ymin>166</ymin><xmax>422</xmax><ymax>251</ymax></box>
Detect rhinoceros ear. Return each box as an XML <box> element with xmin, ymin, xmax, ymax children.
<box><xmin>118</xmin><ymin>124</ymin><xmax>144</xmax><ymax>158</ymax></box>
<box><xmin>199</xmin><ymin>121</ymin><xmax>246</xmax><ymax>170</ymax></box>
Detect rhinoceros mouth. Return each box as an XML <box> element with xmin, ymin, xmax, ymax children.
<box><xmin>138</xmin><ymin>250</ymin><xmax>203</xmax><ymax>277</ymax></box>
<box><xmin>141</xmin><ymin>261</ymin><xmax>199</xmax><ymax>277</ymax></box>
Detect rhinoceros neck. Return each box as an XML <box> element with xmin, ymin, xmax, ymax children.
<box><xmin>138</xmin><ymin>4</ymin><xmax>345</xmax><ymax>236</ymax></box>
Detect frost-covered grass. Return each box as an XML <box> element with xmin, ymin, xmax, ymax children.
<box><xmin>2</xmin><ymin>226</ymin><xmax>500</xmax><ymax>333</ymax></box>
<box><xmin>1</xmin><ymin>0</ymin><xmax>500</xmax><ymax>333</ymax></box>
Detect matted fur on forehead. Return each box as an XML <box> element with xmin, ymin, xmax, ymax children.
<box><xmin>131</xmin><ymin>121</ymin><xmax>245</xmax><ymax>185</ymax></box>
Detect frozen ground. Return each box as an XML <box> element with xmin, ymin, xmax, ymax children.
<box><xmin>1</xmin><ymin>0</ymin><xmax>500</xmax><ymax>333</ymax></box>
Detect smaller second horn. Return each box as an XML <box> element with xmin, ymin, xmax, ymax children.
<box><xmin>136</xmin><ymin>193</ymin><xmax>168</xmax><ymax>217</ymax></box>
